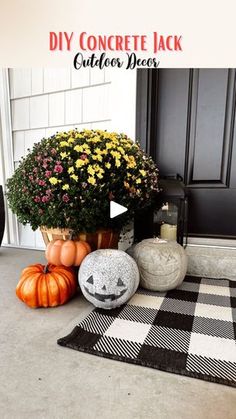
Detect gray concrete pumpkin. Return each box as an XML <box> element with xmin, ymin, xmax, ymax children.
<box><xmin>133</xmin><ymin>238</ymin><xmax>187</xmax><ymax>291</ymax></box>
<box><xmin>79</xmin><ymin>249</ymin><xmax>140</xmax><ymax>309</ymax></box>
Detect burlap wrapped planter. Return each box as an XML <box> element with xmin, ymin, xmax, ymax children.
<box><xmin>40</xmin><ymin>226</ymin><xmax>120</xmax><ymax>251</ymax></box>
<box><xmin>133</xmin><ymin>238</ymin><xmax>187</xmax><ymax>291</ymax></box>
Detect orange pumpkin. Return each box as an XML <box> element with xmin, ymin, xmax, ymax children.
<box><xmin>16</xmin><ymin>264</ymin><xmax>77</xmax><ymax>308</ymax></box>
<box><xmin>45</xmin><ymin>239</ymin><xmax>91</xmax><ymax>267</ymax></box>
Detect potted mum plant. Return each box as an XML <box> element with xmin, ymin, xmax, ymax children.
<box><xmin>6</xmin><ymin>129</ymin><xmax>159</xmax><ymax>249</ymax></box>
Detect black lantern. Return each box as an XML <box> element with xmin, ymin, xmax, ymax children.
<box><xmin>134</xmin><ymin>174</ymin><xmax>188</xmax><ymax>246</ymax></box>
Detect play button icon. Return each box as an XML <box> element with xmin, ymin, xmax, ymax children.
<box><xmin>110</xmin><ymin>201</ymin><xmax>128</xmax><ymax>219</ymax></box>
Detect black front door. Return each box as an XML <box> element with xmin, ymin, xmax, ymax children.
<box><xmin>136</xmin><ymin>69</ymin><xmax>236</xmax><ymax>238</ymax></box>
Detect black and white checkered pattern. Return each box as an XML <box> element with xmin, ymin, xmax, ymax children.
<box><xmin>58</xmin><ymin>276</ymin><xmax>236</xmax><ymax>387</ymax></box>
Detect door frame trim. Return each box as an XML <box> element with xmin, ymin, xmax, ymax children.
<box><xmin>0</xmin><ymin>69</ymin><xmax>19</xmax><ymax>246</ymax></box>
<box><xmin>136</xmin><ymin>69</ymin><xmax>159</xmax><ymax>158</ymax></box>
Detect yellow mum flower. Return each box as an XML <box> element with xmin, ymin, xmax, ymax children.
<box><xmin>75</xmin><ymin>133</ymin><xmax>83</xmax><ymax>139</ymax></box>
<box><xmin>68</xmin><ymin>166</ymin><xmax>74</xmax><ymax>174</ymax></box>
<box><xmin>127</xmin><ymin>155</ymin><xmax>136</xmax><ymax>169</ymax></box>
<box><xmin>60</xmin><ymin>152</ymin><xmax>68</xmax><ymax>159</ymax></box>
<box><xmin>56</xmin><ymin>133</ymin><xmax>68</xmax><ymax>139</ymax></box>
<box><xmin>111</xmin><ymin>151</ymin><xmax>121</xmax><ymax>159</ymax></box>
<box><xmin>92</xmin><ymin>154</ymin><xmax>103</xmax><ymax>162</ymax></box>
<box><xmin>81</xmin><ymin>143</ymin><xmax>91</xmax><ymax>151</ymax></box>
<box><xmin>87</xmin><ymin>136</ymin><xmax>101</xmax><ymax>144</ymax></box>
<box><xmin>74</xmin><ymin>143</ymin><xmax>91</xmax><ymax>154</ymax></box>
<box><xmin>94</xmin><ymin>166</ymin><xmax>104</xmax><ymax>177</ymax></box>
<box><xmin>88</xmin><ymin>176</ymin><xmax>96</xmax><ymax>185</ymax></box>
<box><xmin>74</xmin><ymin>145</ymin><xmax>84</xmax><ymax>152</ymax></box>
<box><xmin>106</xmin><ymin>142</ymin><xmax>113</xmax><ymax>149</ymax></box>
<box><xmin>117</xmin><ymin>146</ymin><xmax>125</xmax><ymax>155</ymax></box>
<box><xmin>115</xmin><ymin>159</ymin><xmax>121</xmax><ymax>168</ymax></box>
<box><xmin>70</xmin><ymin>174</ymin><xmax>78</xmax><ymax>182</ymax></box>
<box><xmin>123</xmin><ymin>154</ymin><xmax>129</xmax><ymax>162</ymax></box>
<box><xmin>104</xmin><ymin>133</ymin><xmax>112</xmax><ymax>140</ymax></box>
<box><xmin>127</xmin><ymin>162</ymin><xmax>136</xmax><ymax>169</ymax></box>
<box><xmin>139</xmin><ymin>169</ymin><xmax>147</xmax><ymax>176</ymax></box>
<box><xmin>87</xmin><ymin>165</ymin><xmax>95</xmax><ymax>176</ymax></box>
<box><xmin>124</xmin><ymin>181</ymin><xmax>130</xmax><ymax>189</ymax></box>
<box><xmin>68</xmin><ymin>137</ymin><xmax>75</xmax><ymax>144</ymax></box>
<box><xmin>75</xmin><ymin>159</ymin><xmax>88</xmax><ymax>168</ymax></box>
<box><xmin>105</xmin><ymin>162</ymin><xmax>111</xmax><ymax>169</ymax></box>
<box><xmin>49</xmin><ymin>177</ymin><xmax>58</xmax><ymax>185</ymax></box>
<box><xmin>62</xmin><ymin>184</ymin><xmax>70</xmax><ymax>190</ymax></box>
<box><xmin>93</xmin><ymin>164</ymin><xmax>102</xmax><ymax>172</ymax></box>
<box><xmin>94</xmin><ymin>147</ymin><xmax>103</xmax><ymax>155</ymax></box>
<box><xmin>136</xmin><ymin>178</ymin><xmax>142</xmax><ymax>184</ymax></box>
<box><xmin>59</xmin><ymin>141</ymin><xmax>69</xmax><ymax>147</ymax></box>
<box><xmin>111</xmin><ymin>136</ymin><xmax>118</xmax><ymax>144</ymax></box>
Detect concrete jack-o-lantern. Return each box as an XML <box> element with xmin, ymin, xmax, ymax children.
<box><xmin>133</xmin><ymin>238</ymin><xmax>187</xmax><ymax>291</ymax></box>
<box><xmin>79</xmin><ymin>249</ymin><xmax>140</xmax><ymax>309</ymax></box>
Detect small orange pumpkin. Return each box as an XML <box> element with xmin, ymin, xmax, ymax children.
<box><xmin>16</xmin><ymin>264</ymin><xmax>77</xmax><ymax>308</ymax></box>
<box><xmin>45</xmin><ymin>239</ymin><xmax>91</xmax><ymax>267</ymax></box>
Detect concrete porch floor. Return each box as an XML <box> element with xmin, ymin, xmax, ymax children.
<box><xmin>0</xmin><ymin>247</ymin><xmax>235</xmax><ymax>419</ymax></box>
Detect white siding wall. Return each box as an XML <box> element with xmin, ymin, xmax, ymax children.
<box><xmin>5</xmin><ymin>67</ymin><xmax>137</xmax><ymax>249</ymax></box>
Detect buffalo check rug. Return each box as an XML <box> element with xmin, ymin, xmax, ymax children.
<box><xmin>58</xmin><ymin>276</ymin><xmax>236</xmax><ymax>387</ymax></box>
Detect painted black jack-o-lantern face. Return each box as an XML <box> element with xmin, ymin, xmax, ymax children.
<box><xmin>84</xmin><ymin>275</ymin><xmax>128</xmax><ymax>302</ymax></box>
<box><xmin>78</xmin><ymin>249</ymin><xmax>140</xmax><ymax>309</ymax></box>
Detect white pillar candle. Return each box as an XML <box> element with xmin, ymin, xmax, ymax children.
<box><xmin>160</xmin><ymin>223</ymin><xmax>177</xmax><ymax>241</ymax></box>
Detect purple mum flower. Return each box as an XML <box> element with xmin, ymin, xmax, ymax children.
<box><xmin>54</xmin><ymin>164</ymin><xmax>63</xmax><ymax>173</ymax></box>
<box><xmin>62</xmin><ymin>194</ymin><xmax>70</xmax><ymax>203</ymax></box>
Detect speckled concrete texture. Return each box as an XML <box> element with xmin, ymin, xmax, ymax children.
<box><xmin>0</xmin><ymin>247</ymin><xmax>235</xmax><ymax>419</ymax></box>
<box><xmin>187</xmin><ymin>246</ymin><xmax>236</xmax><ymax>280</ymax></box>
<box><xmin>133</xmin><ymin>239</ymin><xmax>187</xmax><ymax>291</ymax></box>
<box><xmin>79</xmin><ymin>249</ymin><xmax>139</xmax><ymax>309</ymax></box>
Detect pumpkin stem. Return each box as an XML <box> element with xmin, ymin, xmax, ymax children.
<box><xmin>69</xmin><ymin>230</ymin><xmax>75</xmax><ymax>240</ymax></box>
<box><xmin>43</xmin><ymin>264</ymin><xmax>50</xmax><ymax>274</ymax></box>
